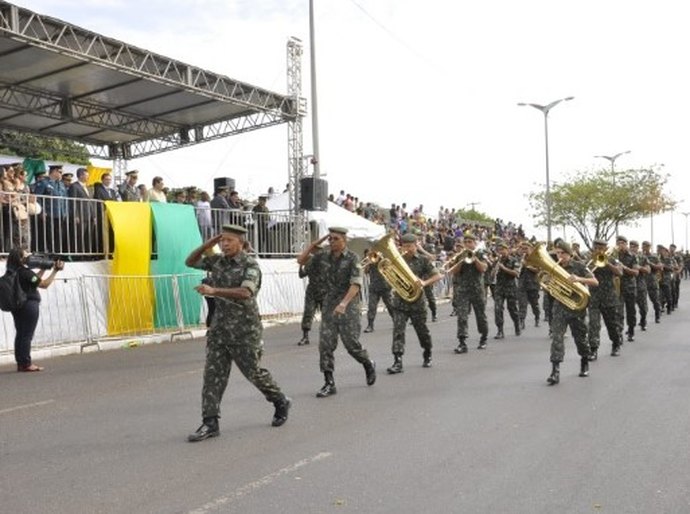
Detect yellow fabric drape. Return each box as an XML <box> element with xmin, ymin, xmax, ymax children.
<box><xmin>105</xmin><ymin>202</ymin><xmax>154</xmax><ymax>336</ymax></box>
<box><xmin>86</xmin><ymin>165</ymin><xmax>111</xmax><ymax>186</ymax></box>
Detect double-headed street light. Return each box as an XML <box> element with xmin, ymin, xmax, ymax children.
<box><xmin>595</xmin><ymin>150</ymin><xmax>631</xmax><ymax>238</ymax></box>
<box><xmin>518</xmin><ymin>96</ymin><xmax>575</xmax><ymax>245</ymax></box>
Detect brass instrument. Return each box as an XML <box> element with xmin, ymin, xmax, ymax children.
<box><xmin>361</xmin><ymin>233</ymin><xmax>422</xmax><ymax>302</ymax></box>
<box><xmin>524</xmin><ymin>243</ymin><xmax>590</xmax><ymax>311</ymax></box>
<box><xmin>586</xmin><ymin>250</ymin><xmax>608</xmax><ymax>270</ymax></box>
<box><xmin>461</xmin><ymin>249</ymin><xmax>475</xmax><ymax>264</ymax></box>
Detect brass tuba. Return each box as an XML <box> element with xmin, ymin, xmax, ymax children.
<box><xmin>524</xmin><ymin>243</ymin><xmax>590</xmax><ymax>311</ymax></box>
<box><xmin>362</xmin><ymin>233</ymin><xmax>422</xmax><ymax>302</ymax></box>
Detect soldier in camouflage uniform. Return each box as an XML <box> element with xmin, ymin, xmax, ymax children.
<box><xmin>629</xmin><ymin>241</ymin><xmax>651</xmax><ymax>331</ymax></box>
<box><xmin>362</xmin><ymin>248</ymin><xmax>394</xmax><ymax>333</ymax></box>
<box><xmin>296</xmin><ymin>227</ymin><xmax>376</xmax><ymax>398</ymax></box>
<box><xmin>657</xmin><ymin>245</ymin><xmax>674</xmax><ymax>315</ymax></box>
<box><xmin>546</xmin><ymin>242</ymin><xmax>597</xmax><ymax>385</ymax></box>
<box><xmin>517</xmin><ymin>242</ymin><xmax>541</xmax><ymax>329</ymax></box>
<box><xmin>587</xmin><ymin>239</ymin><xmax>623</xmax><ymax>360</ymax></box>
<box><xmin>387</xmin><ymin>233</ymin><xmax>443</xmax><ymax>373</ymax></box>
<box><xmin>449</xmin><ymin>233</ymin><xmax>489</xmax><ymax>353</ymax></box>
<box><xmin>185</xmin><ymin>225</ymin><xmax>291</xmax><ymax>442</ymax></box>
<box><xmin>669</xmin><ymin>244</ymin><xmax>682</xmax><ymax>310</ymax></box>
<box><xmin>615</xmin><ymin>236</ymin><xmax>639</xmax><ymax>342</ymax></box>
<box><xmin>492</xmin><ymin>242</ymin><xmax>521</xmax><ymax>339</ymax></box>
<box><xmin>642</xmin><ymin>241</ymin><xmax>662</xmax><ymax>324</ymax></box>
<box><xmin>297</xmin><ymin>246</ymin><xmax>328</xmax><ymax>345</ymax></box>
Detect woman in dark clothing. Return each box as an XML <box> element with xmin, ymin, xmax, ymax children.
<box><xmin>5</xmin><ymin>247</ymin><xmax>64</xmax><ymax>372</ymax></box>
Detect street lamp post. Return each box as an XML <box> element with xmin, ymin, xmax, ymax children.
<box><xmin>518</xmin><ymin>96</ymin><xmax>574</xmax><ymax>245</ymax></box>
<box><xmin>594</xmin><ymin>150</ymin><xmax>631</xmax><ymax>239</ymax></box>
<box><xmin>682</xmin><ymin>212</ymin><xmax>690</xmax><ymax>251</ymax></box>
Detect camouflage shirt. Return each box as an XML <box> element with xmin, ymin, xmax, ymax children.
<box><xmin>590</xmin><ymin>258</ymin><xmax>620</xmax><ymax>307</ymax></box>
<box><xmin>311</xmin><ymin>248</ymin><xmax>363</xmax><ymax>307</ymax></box>
<box><xmin>300</xmin><ymin>255</ymin><xmax>328</xmax><ymax>298</ymax></box>
<box><xmin>634</xmin><ymin>253</ymin><xmax>649</xmax><ymax>291</ymax></box>
<box><xmin>367</xmin><ymin>263</ymin><xmax>392</xmax><ymax>293</ymax></box>
<box><xmin>644</xmin><ymin>253</ymin><xmax>661</xmax><ymax>289</ymax></box>
<box><xmin>495</xmin><ymin>255</ymin><xmax>520</xmax><ymax>294</ymax></box>
<box><xmin>519</xmin><ymin>262</ymin><xmax>540</xmax><ymax>292</ymax></box>
<box><xmin>618</xmin><ymin>251</ymin><xmax>638</xmax><ymax>294</ymax></box>
<box><xmin>558</xmin><ymin>259</ymin><xmax>594</xmax><ymax>311</ymax></box>
<box><xmin>452</xmin><ymin>251</ymin><xmax>486</xmax><ymax>292</ymax></box>
<box><xmin>193</xmin><ymin>252</ymin><xmax>263</xmax><ymax>343</ymax></box>
<box><xmin>392</xmin><ymin>253</ymin><xmax>439</xmax><ymax>308</ymax></box>
<box><xmin>660</xmin><ymin>255</ymin><xmax>674</xmax><ymax>285</ymax></box>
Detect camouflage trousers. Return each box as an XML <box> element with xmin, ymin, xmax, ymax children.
<box><xmin>518</xmin><ymin>288</ymin><xmax>540</xmax><ymax>325</ymax></box>
<box><xmin>392</xmin><ymin>305</ymin><xmax>431</xmax><ymax>355</ymax></box>
<box><xmin>636</xmin><ymin>286</ymin><xmax>648</xmax><ymax>328</ymax></box>
<box><xmin>493</xmin><ymin>289</ymin><xmax>519</xmax><ymax>331</ymax></box>
<box><xmin>301</xmin><ymin>290</ymin><xmax>324</xmax><ymax>332</ymax></box>
<box><xmin>455</xmin><ymin>289</ymin><xmax>488</xmax><ymax>340</ymax></box>
<box><xmin>588</xmin><ymin>302</ymin><xmax>621</xmax><ymax>352</ymax></box>
<box><xmin>550</xmin><ymin>303</ymin><xmax>590</xmax><ymax>363</ymax></box>
<box><xmin>367</xmin><ymin>288</ymin><xmax>393</xmax><ymax>324</ymax></box>
<box><xmin>617</xmin><ymin>291</ymin><xmax>637</xmax><ymax>337</ymax></box>
<box><xmin>659</xmin><ymin>282</ymin><xmax>672</xmax><ymax>312</ymax></box>
<box><xmin>646</xmin><ymin>282</ymin><xmax>661</xmax><ymax>320</ymax></box>
<box><xmin>202</xmin><ymin>338</ymin><xmax>285</xmax><ymax>419</ymax></box>
<box><xmin>424</xmin><ymin>286</ymin><xmax>437</xmax><ymax>318</ymax></box>
<box><xmin>319</xmin><ymin>302</ymin><xmax>370</xmax><ymax>373</ymax></box>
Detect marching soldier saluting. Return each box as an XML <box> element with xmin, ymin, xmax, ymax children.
<box><xmin>297</xmin><ymin>227</ymin><xmax>376</xmax><ymax>398</ymax></box>
<box><xmin>587</xmin><ymin>239</ymin><xmax>624</xmax><ymax>360</ymax></box>
<box><xmin>546</xmin><ymin>241</ymin><xmax>598</xmax><ymax>385</ymax></box>
<box><xmin>387</xmin><ymin>233</ymin><xmax>443</xmax><ymax>373</ymax></box>
<box><xmin>185</xmin><ymin>224</ymin><xmax>291</xmax><ymax>442</ymax></box>
<box><xmin>449</xmin><ymin>233</ymin><xmax>489</xmax><ymax>353</ymax></box>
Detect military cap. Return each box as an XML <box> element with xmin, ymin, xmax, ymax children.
<box><xmin>593</xmin><ymin>239</ymin><xmax>608</xmax><ymax>246</ymax></box>
<box><xmin>328</xmin><ymin>226</ymin><xmax>348</xmax><ymax>235</ymax></box>
<box><xmin>556</xmin><ymin>241</ymin><xmax>572</xmax><ymax>255</ymax></box>
<box><xmin>222</xmin><ymin>224</ymin><xmax>247</xmax><ymax>235</ymax></box>
<box><xmin>657</xmin><ymin>244</ymin><xmax>667</xmax><ymax>251</ymax></box>
<box><xmin>629</xmin><ymin>240</ymin><xmax>639</xmax><ymax>246</ymax></box>
<box><xmin>642</xmin><ymin>241</ymin><xmax>651</xmax><ymax>247</ymax></box>
<box><xmin>62</xmin><ymin>172</ymin><xmax>74</xmax><ymax>179</ymax></box>
<box><xmin>401</xmin><ymin>233</ymin><xmax>417</xmax><ymax>243</ymax></box>
<box><xmin>48</xmin><ymin>164</ymin><xmax>63</xmax><ymax>172</ymax></box>
<box><xmin>616</xmin><ymin>235</ymin><xmax>628</xmax><ymax>243</ymax></box>
<box><xmin>125</xmin><ymin>170</ymin><xmax>139</xmax><ymax>177</ymax></box>
<box><xmin>463</xmin><ymin>232</ymin><xmax>476</xmax><ymax>241</ymax></box>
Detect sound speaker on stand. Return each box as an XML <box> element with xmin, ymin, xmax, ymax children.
<box><xmin>299</xmin><ymin>177</ymin><xmax>328</xmax><ymax>211</ymax></box>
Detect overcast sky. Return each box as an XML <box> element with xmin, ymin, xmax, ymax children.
<box><xmin>12</xmin><ymin>0</ymin><xmax>690</xmax><ymax>248</ymax></box>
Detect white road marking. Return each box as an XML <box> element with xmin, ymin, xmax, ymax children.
<box><xmin>0</xmin><ymin>399</ymin><xmax>55</xmax><ymax>415</ymax></box>
<box><xmin>188</xmin><ymin>452</ymin><xmax>333</xmax><ymax>514</ymax></box>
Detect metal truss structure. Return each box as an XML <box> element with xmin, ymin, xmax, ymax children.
<box><xmin>0</xmin><ymin>1</ymin><xmax>302</xmax><ymax>164</ymax></box>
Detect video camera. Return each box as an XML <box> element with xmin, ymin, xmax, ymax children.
<box><xmin>26</xmin><ymin>254</ymin><xmax>60</xmax><ymax>270</ymax></box>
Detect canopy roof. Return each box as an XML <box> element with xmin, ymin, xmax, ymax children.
<box><xmin>0</xmin><ymin>1</ymin><xmax>303</xmax><ymax>159</ymax></box>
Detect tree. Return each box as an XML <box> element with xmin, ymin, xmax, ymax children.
<box><xmin>527</xmin><ymin>165</ymin><xmax>674</xmax><ymax>249</ymax></box>
<box><xmin>0</xmin><ymin>130</ymin><xmax>90</xmax><ymax>164</ymax></box>
<box><xmin>453</xmin><ymin>207</ymin><xmax>493</xmax><ymax>225</ymax></box>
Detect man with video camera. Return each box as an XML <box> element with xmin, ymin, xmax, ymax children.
<box><xmin>3</xmin><ymin>247</ymin><xmax>64</xmax><ymax>372</ymax></box>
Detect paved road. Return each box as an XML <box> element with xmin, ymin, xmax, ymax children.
<box><xmin>1</xmin><ymin>286</ymin><xmax>689</xmax><ymax>514</ymax></box>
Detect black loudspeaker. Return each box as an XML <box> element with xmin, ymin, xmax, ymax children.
<box><xmin>300</xmin><ymin>177</ymin><xmax>328</xmax><ymax>211</ymax></box>
<box><xmin>214</xmin><ymin>177</ymin><xmax>235</xmax><ymax>192</ymax></box>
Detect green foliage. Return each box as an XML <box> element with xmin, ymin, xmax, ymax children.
<box><xmin>0</xmin><ymin>130</ymin><xmax>90</xmax><ymax>164</ymax></box>
<box><xmin>453</xmin><ymin>207</ymin><xmax>493</xmax><ymax>224</ymax></box>
<box><xmin>528</xmin><ymin>165</ymin><xmax>674</xmax><ymax>248</ymax></box>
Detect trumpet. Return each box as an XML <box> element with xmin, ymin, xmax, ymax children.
<box><xmin>586</xmin><ymin>251</ymin><xmax>608</xmax><ymax>270</ymax></box>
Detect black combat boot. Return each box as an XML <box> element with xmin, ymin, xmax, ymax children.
<box><xmin>611</xmin><ymin>344</ymin><xmax>621</xmax><ymax>357</ymax></box>
<box><xmin>387</xmin><ymin>355</ymin><xmax>403</xmax><ymax>374</ymax></box>
<box><xmin>627</xmin><ymin>330</ymin><xmax>635</xmax><ymax>342</ymax></box>
<box><xmin>297</xmin><ymin>330</ymin><xmax>310</xmax><ymax>346</ymax></box>
<box><xmin>422</xmin><ymin>348</ymin><xmax>432</xmax><ymax>368</ymax></box>
<box><xmin>493</xmin><ymin>329</ymin><xmax>504</xmax><ymax>340</ymax></box>
<box><xmin>515</xmin><ymin>321</ymin><xmax>521</xmax><ymax>337</ymax></box>
<box><xmin>588</xmin><ymin>349</ymin><xmax>598</xmax><ymax>362</ymax></box>
<box><xmin>450</xmin><ymin>308</ymin><xmax>457</xmax><ymax>317</ymax></box>
<box><xmin>363</xmin><ymin>321</ymin><xmax>374</xmax><ymax>333</ymax></box>
<box><xmin>316</xmin><ymin>372</ymin><xmax>337</xmax><ymax>397</ymax></box>
<box><xmin>520</xmin><ymin>319</ymin><xmax>526</xmax><ymax>330</ymax></box>
<box><xmin>364</xmin><ymin>360</ymin><xmax>377</xmax><ymax>385</ymax></box>
<box><xmin>535</xmin><ymin>317</ymin><xmax>540</xmax><ymax>327</ymax></box>
<box><xmin>579</xmin><ymin>357</ymin><xmax>590</xmax><ymax>377</ymax></box>
<box><xmin>188</xmin><ymin>416</ymin><xmax>220</xmax><ymax>442</ymax></box>
<box><xmin>546</xmin><ymin>362</ymin><xmax>560</xmax><ymax>385</ymax></box>
<box><xmin>454</xmin><ymin>338</ymin><xmax>468</xmax><ymax>354</ymax></box>
<box><xmin>272</xmin><ymin>397</ymin><xmax>292</xmax><ymax>427</ymax></box>
<box><xmin>431</xmin><ymin>308</ymin><xmax>438</xmax><ymax>322</ymax></box>
<box><xmin>477</xmin><ymin>335</ymin><xmax>488</xmax><ymax>350</ymax></box>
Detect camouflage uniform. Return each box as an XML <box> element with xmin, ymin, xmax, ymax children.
<box><xmin>453</xmin><ymin>252</ymin><xmax>488</xmax><ymax>346</ymax></box>
<box><xmin>659</xmin><ymin>255</ymin><xmax>674</xmax><ymax>314</ymax></box>
<box><xmin>365</xmin><ymin>264</ymin><xmax>393</xmax><ymax>329</ymax></box>
<box><xmin>588</xmin><ymin>258</ymin><xmax>623</xmax><ymax>355</ymax></box>
<box><xmin>424</xmin><ymin>284</ymin><xmax>438</xmax><ymax>321</ymax></box>
<box><xmin>192</xmin><ymin>252</ymin><xmax>286</xmax><ymax>420</ymax></box>
<box><xmin>310</xmin><ymin>248</ymin><xmax>372</xmax><ymax>373</ymax></box>
<box><xmin>644</xmin><ymin>252</ymin><xmax>662</xmax><ymax>323</ymax></box>
<box><xmin>299</xmin><ymin>257</ymin><xmax>328</xmax><ymax>334</ymax></box>
<box><xmin>550</xmin><ymin>259</ymin><xmax>592</xmax><ymax>363</ymax></box>
<box><xmin>671</xmin><ymin>253</ymin><xmax>682</xmax><ymax>309</ymax></box>
<box><xmin>493</xmin><ymin>255</ymin><xmax>521</xmax><ymax>335</ymax></box>
<box><xmin>634</xmin><ymin>253</ymin><xmax>650</xmax><ymax>329</ymax></box>
<box><xmin>391</xmin><ymin>254</ymin><xmax>439</xmax><ymax>356</ymax></box>
<box><xmin>617</xmin><ymin>251</ymin><xmax>638</xmax><ymax>340</ymax></box>
<box><xmin>518</xmin><ymin>261</ymin><xmax>541</xmax><ymax>328</ymax></box>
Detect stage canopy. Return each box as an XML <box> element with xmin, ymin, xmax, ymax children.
<box><xmin>0</xmin><ymin>1</ymin><xmax>303</xmax><ymax>160</ymax></box>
